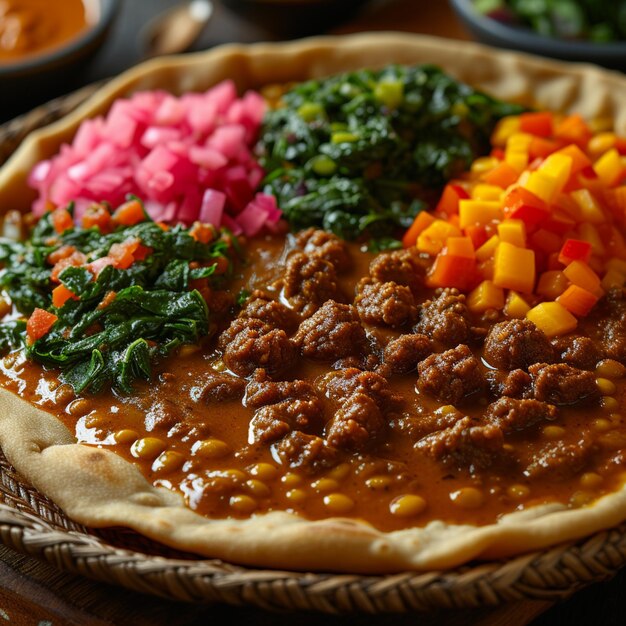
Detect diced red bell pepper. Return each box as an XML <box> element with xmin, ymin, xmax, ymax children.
<box><xmin>503</xmin><ymin>187</ymin><xmax>549</xmax><ymax>232</ymax></box>
<box><xmin>558</xmin><ymin>239</ymin><xmax>592</xmax><ymax>266</ymax></box>
<box><xmin>26</xmin><ymin>308</ymin><xmax>58</xmax><ymax>343</ymax></box>
<box><xmin>519</xmin><ymin>112</ymin><xmax>553</xmax><ymax>138</ymax></box>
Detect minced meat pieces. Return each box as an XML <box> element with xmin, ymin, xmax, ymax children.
<box><xmin>603</xmin><ymin>318</ymin><xmax>626</xmax><ymax>363</ymax></box>
<box><xmin>322</xmin><ymin>367</ymin><xmax>403</xmax><ymax>412</ymax></box>
<box><xmin>219</xmin><ymin>318</ymin><xmax>295</xmax><ymax>377</ymax></box>
<box><xmin>525</xmin><ymin>436</ymin><xmax>595</xmax><ymax>480</ymax></box>
<box><xmin>273</xmin><ymin>431</ymin><xmax>338</xmax><ymax>473</ymax></box>
<box><xmin>383</xmin><ymin>333</ymin><xmax>433</xmax><ymax>374</ymax></box>
<box><xmin>355</xmin><ymin>279</ymin><xmax>417</xmax><ymax>328</ymax></box>
<box><xmin>283</xmin><ymin>252</ymin><xmax>343</xmax><ymax>316</ymax></box>
<box><xmin>245</xmin><ymin>371</ymin><xmax>319</xmax><ymax>409</ymax></box>
<box><xmin>249</xmin><ymin>399</ymin><xmax>320</xmax><ymax>444</ymax></box>
<box><xmin>483</xmin><ymin>319</ymin><xmax>554</xmax><ymax>370</ymax></box>
<box><xmin>240</xmin><ymin>291</ymin><xmax>298</xmax><ymax>331</ymax></box>
<box><xmin>416</xmin><ymin>416</ymin><xmax>505</xmax><ymax>470</ymax></box>
<box><xmin>414</xmin><ymin>288</ymin><xmax>470</xmax><ymax>347</ymax></box>
<box><xmin>368</xmin><ymin>248</ymin><xmax>424</xmax><ymax>294</ymax></box>
<box><xmin>294</xmin><ymin>301</ymin><xmax>366</xmax><ymax>361</ymax></box>
<box><xmin>417</xmin><ymin>344</ymin><xmax>485</xmax><ymax>405</ymax></box>
<box><xmin>485</xmin><ymin>397</ymin><xmax>557</xmax><ymax>433</ymax></box>
<box><xmin>194</xmin><ymin>371</ymin><xmax>246</xmax><ymax>403</ymax></box>
<box><xmin>486</xmin><ymin>369</ymin><xmax>532</xmax><ymax>399</ymax></box>
<box><xmin>529</xmin><ymin>363</ymin><xmax>600</xmax><ymax>405</ymax></box>
<box><xmin>326</xmin><ymin>393</ymin><xmax>384</xmax><ymax>450</ymax></box>
<box><xmin>295</xmin><ymin>228</ymin><xmax>351</xmax><ymax>272</ymax></box>
<box><xmin>551</xmin><ymin>335</ymin><xmax>601</xmax><ymax>370</ymax></box>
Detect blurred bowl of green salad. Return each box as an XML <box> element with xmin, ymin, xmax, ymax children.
<box><xmin>450</xmin><ymin>0</ymin><xmax>626</xmax><ymax>70</ymax></box>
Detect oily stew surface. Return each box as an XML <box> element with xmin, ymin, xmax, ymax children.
<box><xmin>2</xmin><ymin>229</ymin><xmax>625</xmax><ymax>531</ymax></box>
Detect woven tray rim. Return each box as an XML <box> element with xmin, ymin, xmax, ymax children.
<box><xmin>0</xmin><ymin>39</ymin><xmax>625</xmax><ymax>613</ymax></box>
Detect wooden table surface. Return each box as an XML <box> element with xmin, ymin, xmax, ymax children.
<box><xmin>1</xmin><ymin>1</ymin><xmax>626</xmax><ymax>624</ymax></box>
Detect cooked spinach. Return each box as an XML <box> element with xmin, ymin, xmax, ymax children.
<box><xmin>0</xmin><ymin>208</ymin><xmax>239</xmax><ymax>394</ymax></box>
<box><xmin>258</xmin><ymin>64</ymin><xmax>524</xmax><ymax>241</ymax></box>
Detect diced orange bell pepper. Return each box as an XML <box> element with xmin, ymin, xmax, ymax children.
<box><xmin>26</xmin><ymin>308</ymin><xmax>58</xmax><ymax>344</ymax></box>
<box><xmin>458</xmin><ymin>200</ymin><xmax>503</xmax><ymax>228</ymax></box>
<box><xmin>529</xmin><ymin>137</ymin><xmax>560</xmax><ymax>160</ymax></box>
<box><xmin>402</xmin><ymin>211</ymin><xmax>435</xmax><ymax>248</ymax></box>
<box><xmin>526</xmin><ymin>301</ymin><xmax>577</xmax><ymax>337</ymax></box>
<box><xmin>519</xmin><ymin>112</ymin><xmax>553</xmax><ymax>137</ymax></box>
<box><xmin>112</xmin><ymin>199</ymin><xmax>147</xmax><ymax>226</ymax></box>
<box><xmin>476</xmin><ymin>234</ymin><xmax>500</xmax><ymax>262</ymax></box>
<box><xmin>51</xmin><ymin>207</ymin><xmax>74</xmax><ymax>234</ymax></box>
<box><xmin>536</xmin><ymin>270</ymin><xmax>569</xmax><ymax>300</ymax></box>
<box><xmin>426</xmin><ymin>253</ymin><xmax>478</xmax><ymax>291</ymax></box>
<box><xmin>435</xmin><ymin>184</ymin><xmax>469</xmax><ymax>216</ymax></box>
<box><xmin>444</xmin><ymin>236</ymin><xmax>475</xmax><ymax>259</ymax></box>
<box><xmin>417</xmin><ymin>220</ymin><xmax>462</xmax><ymax>255</ymax></box>
<box><xmin>464</xmin><ymin>225</ymin><xmax>488</xmax><ymax>250</ymax></box>
<box><xmin>563</xmin><ymin>260</ymin><xmax>603</xmax><ymax>296</ymax></box>
<box><xmin>52</xmin><ymin>284</ymin><xmax>78</xmax><ymax>308</ymax></box>
<box><xmin>554</xmin><ymin>114</ymin><xmax>592</xmax><ymax>148</ymax></box>
<box><xmin>530</xmin><ymin>229</ymin><xmax>561</xmax><ymax>254</ymax></box>
<box><xmin>482</xmin><ymin>162</ymin><xmax>519</xmax><ymax>189</ymax></box>
<box><xmin>556</xmin><ymin>284</ymin><xmax>599</xmax><ymax>317</ymax></box>
<box><xmin>493</xmin><ymin>242</ymin><xmax>536</xmax><ymax>294</ymax></box>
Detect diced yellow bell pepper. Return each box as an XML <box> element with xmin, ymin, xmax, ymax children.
<box><xmin>472</xmin><ymin>184</ymin><xmax>503</xmax><ymax>201</ymax></box>
<box><xmin>563</xmin><ymin>260</ymin><xmax>604</xmax><ymax>296</ymax></box>
<box><xmin>588</xmin><ymin>132</ymin><xmax>616</xmax><ymax>157</ymax></box>
<box><xmin>536</xmin><ymin>270</ymin><xmax>568</xmax><ymax>300</ymax></box>
<box><xmin>492</xmin><ymin>116</ymin><xmax>521</xmax><ymax>147</ymax></box>
<box><xmin>471</xmin><ymin>157</ymin><xmax>501</xmax><ymax>176</ymax></box>
<box><xmin>475</xmin><ymin>234</ymin><xmax>500</xmax><ymax>262</ymax></box>
<box><xmin>507</xmin><ymin>132</ymin><xmax>533</xmax><ymax>153</ymax></box>
<box><xmin>607</xmin><ymin>258</ymin><xmax>626</xmax><ymax>275</ymax></box>
<box><xmin>506</xmin><ymin>149</ymin><xmax>529</xmax><ymax>173</ymax></box>
<box><xmin>577</xmin><ymin>222</ymin><xmax>606</xmax><ymax>256</ymax></box>
<box><xmin>594</xmin><ymin>148</ymin><xmax>623</xmax><ymax>187</ymax></box>
<box><xmin>570</xmin><ymin>189</ymin><xmax>606</xmax><ymax>224</ymax></box>
<box><xmin>497</xmin><ymin>219</ymin><xmax>526</xmax><ymax>247</ymax></box>
<box><xmin>493</xmin><ymin>242</ymin><xmax>536</xmax><ymax>294</ymax></box>
<box><xmin>459</xmin><ymin>200</ymin><xmax>503</xmax><ymax>229</ymax></box>
<box><xmin>524</xmin><ymin>171</ymin><xmax>562</xmax><ymax>204</ymax></box>
<box><xmin>467</xmin><ymin>280</ymin><xmax>504</xmax><ymax>313</ymax></box>
<box><xmin>526</xmin><ymin>301</ymin><xmax>578</xmax><ymax>337</ymax></box>
<box><xmin>538</xmin><ymin>153</ymin><xmax>573</xmax><ymax>191</ymax></box>
<box><xmin>504</xmin><ymin>291</ymin><xmax>531</xmax><ymax>318</ymax></box>
<box><xmin>554</xmin><ymin>193</ymin><xmax>584</xmax><ymax>221</ymax></box>
<box><xmin>416</xmin><ymin>220</ymin><xmax>462</xmax><ymax>255</ymax></box>
<box><xmin>602</xmin><ymin>268</ymin><xmax>625</xmax><ymax>291</ymax></box>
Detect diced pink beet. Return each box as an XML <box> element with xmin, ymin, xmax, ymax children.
<box><xmin>221</xmin><ymin>213</ymin><xmax>243</xmax><ymax>236</ymax></box>
<box><xmin>28</xmin><ymin>80</ymin><xmax>281</xmax><ymax>234</ymax></box>
<box><xmin>199</xmin><ymin>189</ymin><xmax>226</xmax><ymax>225</ymax></box>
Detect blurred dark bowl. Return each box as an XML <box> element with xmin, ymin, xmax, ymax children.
<box><xmin>220</xmin><ymin>0</ymin><xmax>372</xmax><ymax>38</ymax></box>
<box><xmin>0</xmin><ymin>0</ymin><xmax>120</xmax><ymax>111</ymax></box>
<box><xmin>450</xmin><ymin>0</ymin><xmax>626</xmax><ymax>71</ymax></box>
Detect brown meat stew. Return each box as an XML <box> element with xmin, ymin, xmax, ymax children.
<box><xmin>2</xmin><ymin>229</ymin><xmax>626</xmax><ymax>531</ymax></box>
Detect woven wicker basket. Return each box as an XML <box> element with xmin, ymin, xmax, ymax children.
<box><xmin>1</xmin><ymin>37</ymin><xmax>626</xmax><ymax>613</ymax></box>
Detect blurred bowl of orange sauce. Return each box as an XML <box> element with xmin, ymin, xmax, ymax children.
<box><xmin>0</xmin><ymin>0</ymin><xmax>119</xmax><ymax>111</ymax></box>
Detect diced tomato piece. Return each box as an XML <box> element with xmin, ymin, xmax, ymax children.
<box><xmin>558</xmin><ymin>239</ymin><xmax>592</xmax><ymax>266</ymax></box>
<box><xmin>52</xmin><ymin>284</ymin><xmax>78</xmax><ymax>308</ymax></box>
<box><xmin>51</xmin><ymin>207</ymin><xmax>74</xmax><ymax>234</ymax></box>
<box><xmin>435</xmin><ymin>184</ymin><xmax>470</xmax><ymax>216</ymax></box>
<box><xmin>51</xmin><ymin>251</ymin><xmax>87</xmax><ymax>282</ymax></box>
<box><xmin>112</xmin><ymin>199</ymin><xmax>147</xmax><ymax>226</ymax></box>
<box><xmin>520</xmin><ymin>112</ymin><xmax>553</xmax><ymax>138</ymax></box>
<box><xmin>87</xmin><ymin>256</ymin><xmax>116</xmax><ymax>277</ymax></box>
<box><xmin>26</xmin><ymin>308</ymin><xmax>58</xmax><ymax>343</ymax></box>
<box><xmin>82</xmin><ymin>203</ymin><xmax>112</xmax><ymax>232</ymax></box>
<box><xmin>133</xmin><ymin>244</ymin><xmax>152</xmax><ymax>261</ymax></box>
<box><xmin>109</xmin><ymin>238</ymin><xmax>140</xmax><ymax>269</ymax></box>
<box><xmin>47</xmin><ymin>245</ymin><xmax>76</xmax><ymax>265</ymax></box>
<box><xmin>189</xmin><ymin>222</ymin><xmax>217</xmax><ymax>244</ymax></box>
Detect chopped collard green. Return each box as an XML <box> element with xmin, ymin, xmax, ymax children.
<box><xmin>0</xmin><ymin>203</ymin><xmax>239</xmax><ymax>394</ymax></box>
<box><xmin>258</xmin><ymin>64</ymin><xmax>524</xmax><ymax>243</ymax></box>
